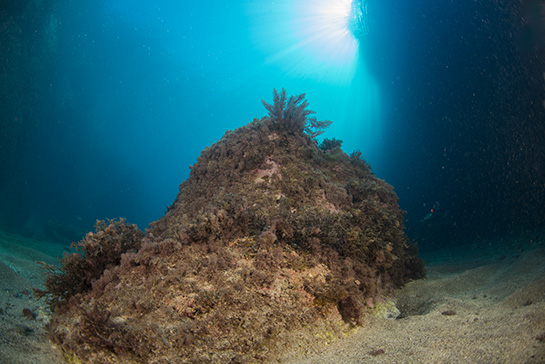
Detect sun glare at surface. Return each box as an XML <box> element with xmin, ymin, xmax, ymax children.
<box><xmin>292</xmin><ymin>0</ymin><xmax>357</xmax><ymax>66</ymax></box>
<box><xmin>249</xmin><ymin>0</ymin><xmax>360</xmax><ymax>85</ymax></box>
<box><xmin>248</xmin><ymin>0</ymin><xmax>382</xmax><ymax>166</ymax></box>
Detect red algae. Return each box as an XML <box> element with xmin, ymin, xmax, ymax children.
<box><xmin>38</xmin><ymin>91</ymin><xmax>424</xmax><ymax>364</ymax></box>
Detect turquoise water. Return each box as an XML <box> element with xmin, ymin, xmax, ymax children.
<box><xmin>1</xmin><ymin>0</ymin><xmax>544</xmax><ymax>252</ymax></box>
<box><xmin>1</xmin><ymin>3</ymin><xmax>544</xmax><ymax>363</ymax></box>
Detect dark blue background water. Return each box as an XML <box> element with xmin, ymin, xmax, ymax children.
<box><xmin>1</xmin><ymin>0</ymin><xmax>544</xmax><ymax>252</ymax></box>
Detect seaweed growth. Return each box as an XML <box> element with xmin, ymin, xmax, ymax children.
<box><xmin>262</xmin><ymin>88</ymin><xmax>332</xmax><ymax>138</ymax></box>
<box><xmin>35</xmin><ymin>218</ymin><xmax>143</xmax><ymax>310</ymax></box>
<box><xmin>40</xmin><ymin>90</ymin><xmax>424</xmax><ymax>364</ymax></box>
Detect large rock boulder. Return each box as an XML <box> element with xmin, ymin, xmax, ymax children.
<box><xmin>40</xmin><ymin>89</ymin><xmax>424</xmax><ymax>364</ymax></box>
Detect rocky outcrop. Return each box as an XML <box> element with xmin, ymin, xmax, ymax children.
<box><xmin>40</xmin><ymin>90</ymin><xmax>424</xmax><ymax>364</ymax></box>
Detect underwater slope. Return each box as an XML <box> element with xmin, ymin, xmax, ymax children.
<box><xmin>288</xmin><ymin>242</ymin><xmax>545</xmax><ymax>363</ymax></box>
<box><xmin>0</xmin><ymin>231</ymin><xmax>65</xmax><ymax>364</ymax></box>
<box><xmin>39</xmin><ymin>90</ymin><xmax>423</xmax><ymax>363</ymax></box>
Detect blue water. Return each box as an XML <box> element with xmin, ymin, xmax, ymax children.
<box><xmin>1</xmin><ymin>0</ymin><xmax>544</xmax><ymax>252</ymax></box>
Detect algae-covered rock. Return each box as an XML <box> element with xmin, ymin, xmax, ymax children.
<box><xmin>42</xmin><ymin>89</ymin><xmax>424</xmax><ymax>364</ymax></box>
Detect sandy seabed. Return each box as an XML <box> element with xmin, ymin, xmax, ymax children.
<box><xmin>1</xmin><ymin>229</ymin><xmax>544</xmax><ymax>364</ymax></box>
